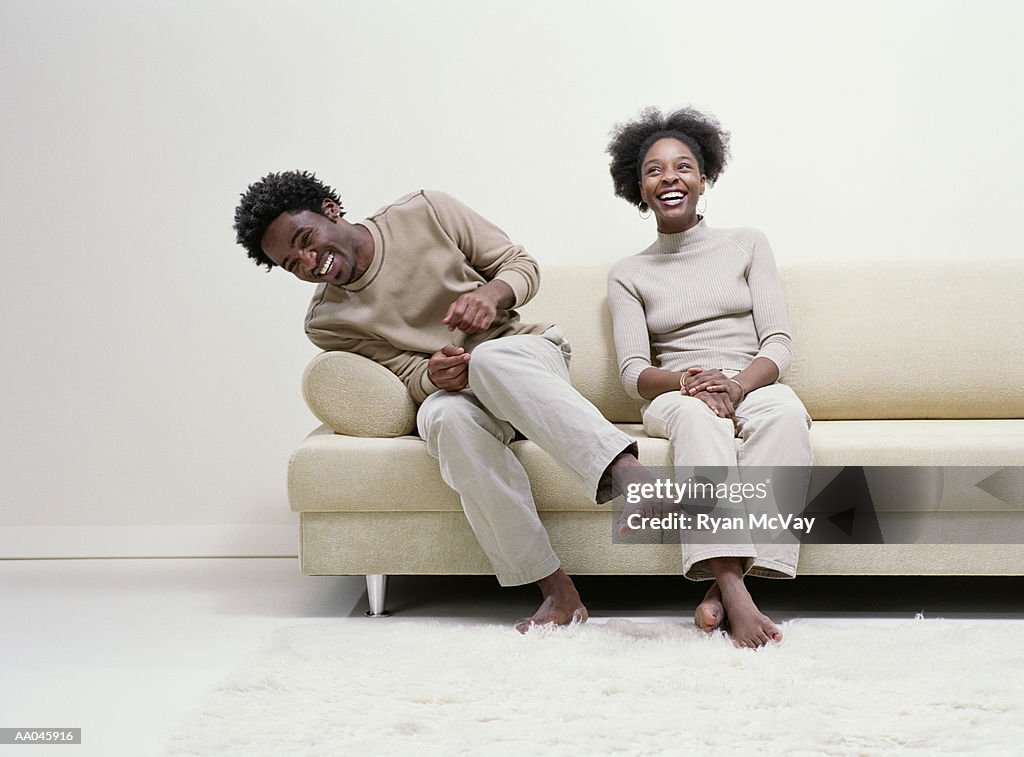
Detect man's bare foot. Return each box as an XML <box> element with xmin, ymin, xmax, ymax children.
<box><xmin>606</xmin><ymin>454</ymin><xmax>681</xmax><ymax>536</ymax></box>
<box><xmin>694</xmin><ymin>581</ymin><xmax>725</xmax><ymax>633</ymax></box>
<box><xmin>716</xmin><ymin>574</ymin><xmax>781</xmax><ymax>648</ymax></box>
<box><xmin>514</xmin><ymin>568</ymin><xmax>589</xmax><ymax>634</ymax></box>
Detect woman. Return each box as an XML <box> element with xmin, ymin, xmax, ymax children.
<box><xmin>606</xmin><ymin>106</ymin><xmax>812</xmax><ymax>648</ymax></box>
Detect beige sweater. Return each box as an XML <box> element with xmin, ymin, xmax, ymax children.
<box><xmin>607</xmin><ymin>219</ymin><xmax>793</xmax><ymax>400</ymax></box>
<box><xmin>304</xmin><ymin>190</ymin><xmax>549</xmax><ymax>403</ymax></box>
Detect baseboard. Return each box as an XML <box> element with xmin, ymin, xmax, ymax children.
<box><xmin>0</xmin><ymin>525</ymin><xmax>298</xmax><ymax>559</ymax></box>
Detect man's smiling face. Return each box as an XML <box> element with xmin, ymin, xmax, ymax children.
<box><xmin>260</xmin><ymin>199</ymin><xmax>363</xmax><ymax>285</ymax></box>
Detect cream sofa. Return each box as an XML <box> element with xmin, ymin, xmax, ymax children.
<box><xmin>288</xmin><ymin>261</ymin><xmax>1024</xmax><ymax>615</ymax></box>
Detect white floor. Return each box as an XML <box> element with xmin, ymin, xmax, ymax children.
<box><xmin>2</xmin><ymin>558</ymin><xmax>1022</xmax><ymax>757</ymax></box>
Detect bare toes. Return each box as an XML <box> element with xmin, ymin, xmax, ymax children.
<box><xmin>694</xmin><ymin>601</ymin><xmax>723</xmax><ymax>633</ymax></box>
<box><xmin>516</xmin><ymin>600</ymin><xmax>588</xmax><ymax>634</ymax></box>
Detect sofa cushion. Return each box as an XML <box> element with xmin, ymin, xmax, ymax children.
<box><xmin>810</xmin><ymin>419</ymin><xmax>1024</xmax><ymax>467</ymax></box>
<box><xmin>779</xmin><ymin>260</ymin><xmax>1024</xmax><ymax>419</ymax></box>
<box><xmin>518</xmin><ymin>265</ymin><xmax>645</xmax><ymax>423</ymax></box>
<box><xmin>288</xmin><ymin>420</ymin><xmax>1024</xmax><ymax>514</ymax></box>
<box><xmin>523</xmin><ymin>260</ymin><xmax>1024</xmax><ymax>421</ymax></box>
<box><xmin>288</xmin><ymin>425</ymin><xmax>669</xmax><ymax>514</ymax></box>
<box><xmin>302</xmin><ymin>351</ymin><xmax>417</xmax><ymax>437</ymax></box>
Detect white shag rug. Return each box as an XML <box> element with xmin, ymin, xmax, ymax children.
<box><xmin>166</xmin><ymin>617</ymin><xmax>1024</xmax><ymax>756</ymax></box>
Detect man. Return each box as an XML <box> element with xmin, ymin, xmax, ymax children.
<box><xmin>233</xmin><ymin>171</ymin><xmax>660</xmax><ymax>631</ymax></box>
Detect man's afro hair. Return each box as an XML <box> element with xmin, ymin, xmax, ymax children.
<box><xmin>233</xmin><ymin>170</ymin><xmax>343</xmax><ymax>270</ymax></box>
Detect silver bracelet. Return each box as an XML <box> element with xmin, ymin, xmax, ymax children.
<box><xmin>727</xmin><ymin>377</ymin><xmax>746</xmax><ymax>399</ymax></box>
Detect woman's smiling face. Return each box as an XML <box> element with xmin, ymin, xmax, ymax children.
<box><xmin>639</xmin><ymin>137</ymin><xmax>706</xmax><ymax>234</ymax></box>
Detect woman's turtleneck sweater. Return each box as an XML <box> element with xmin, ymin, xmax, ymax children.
<box><xmin>606</xmin><ymin>219</ymin><xmax>793</xmax><ymax>400</ymax></box>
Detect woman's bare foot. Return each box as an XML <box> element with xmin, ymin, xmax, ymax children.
<box><xmin>705</xmin><ymin>557</ymin><xmax>782</xmax><ymax>648</ymax></box>
<box><xmin>514</xmin><ymin>569</ymin><xmax>589</xmax><ymax>633</ymax></box>
<box><xmin>694</xmin><ymin>581</ymin><xmax>725</xmax><ymax>633</ymax></box>
<box><xmin>717</xmin><ymin>576</ymin><xmax>781</xmax><ymax>648</ymax></box>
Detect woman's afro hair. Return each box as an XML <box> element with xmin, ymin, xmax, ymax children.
<box><xmin>233</xmin><ymin>170</ymin><xmax>343</xmax><ymax>270</ymax></box>
<box><xmin>607</xmin><ymin>106</ymin><xmax>731</xmax><ymax>210</ymax></box>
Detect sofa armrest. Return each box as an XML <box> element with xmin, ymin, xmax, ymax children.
<box><xmin>301</xmin><ymin>352</ymin><xmax>418</xmax><ymax>438</ymax></box>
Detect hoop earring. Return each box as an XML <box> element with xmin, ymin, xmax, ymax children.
<box><xmin>638</xmin><ymin>203</ymin><xmax>651</xmax><ymax>219</ymax></box>
<box><xmin>697</xmin><ymin>195</ymin><xmax>708</xmax><ymax>215</ymax></box>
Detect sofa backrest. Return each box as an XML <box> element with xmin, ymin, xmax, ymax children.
<box><xmin>519</xmin><ymin>260</ymin><xmax>1024</xmax><ymax>422</ymax></box>
<box><xmin>519</xmin><ymin>266</ymin><xmax>645</xmax><ymax>424</ymax></box>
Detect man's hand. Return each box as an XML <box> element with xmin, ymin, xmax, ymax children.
<box><xmin>428</xmin><ymin>345</ymin><xmax>471</xmax><ymax>392</ymax></box>
<box><xmin>442</xmin><ymin>280</ymin><xmax>514</xmax><ymax>334</ymax></box>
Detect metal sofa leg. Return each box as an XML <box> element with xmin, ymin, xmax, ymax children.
<box><xmin>365</xmin><ymin>574</ymin><xmax>392</xmax><ymax>617</ymax></box>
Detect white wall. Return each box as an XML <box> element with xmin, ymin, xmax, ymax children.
<box><xmin>2</xmin><ymin>0</ymin><xmax>1022</xmax><ymax>557</ymax></box>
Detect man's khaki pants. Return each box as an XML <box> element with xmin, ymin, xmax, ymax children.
<box><xmin>417</xmin><ymin>327</ymin><xmax>634</xmax><ymax>586</ymax></box>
